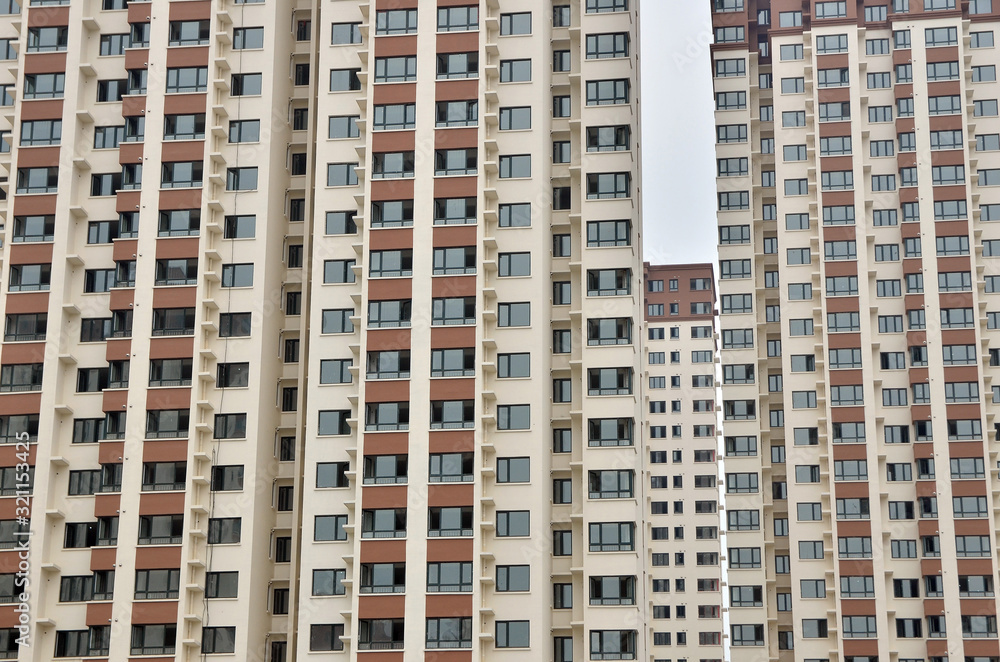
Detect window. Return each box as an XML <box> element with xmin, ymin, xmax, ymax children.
<box><xmin>497</xmin><ymin>58</ymin><xmax>531</xmax><ymax>82</ymax></box>
<box><xmin>426</xmin><ymin>618</ymin><xmax>472</xmax><ymax>649</ymax></box>
<box><xmin>972</xmin><ymin>31</ymin><xmax>995</xmax><ymax>47</ymax></box>
<box><xmin>721</xmin><ymin>293</ymin><xmax>753</xmax><ymax>313</ymax></box>
<box><xmin>376</xmin><ymin>9</ymin><xmax>417</xmax><ymax>34</ymax></box>
<box><xmin>425</xmin><ymin>506</ymin><xmax>471</xmax><ymax>538</ymax></box>
<box><xmin>975</xmin><ymin>65</ymin><xmax>998</xmax><ymax>83</ymax></box>
<box><xmin>818</xmin><ymin>68</ymin><xmax>849</xmax><ymax>89</ymax></box>
<box><xmin>962</xmin><ymin>615</ymin><xmax>998</xmax><ymax>638</ymax></box>
<box><xmin>428</xmin><ymin>247</ymin><xmax>475</xmax><ymax>276</ymax></box>
<box><xmin>313</xmin><ymin>514</ymin><xmax>349</xmax><ymax>542</ymax></box>
<box><xmin>821</xmin><ymin>171</ymin><xmax>853</xmax><ymax>191</ymax></box>
<box><xmin>373</xmin><ymin>56</ymin><xmax>417</xmax><ymax>83</ymax></box>
<box><xmin>588</xmin><ymin>470</ymin><xmax>633</xmax><ymax>499</ymax></box>
<box><xmin>731</xmin><ymin>624</ymin><xmax>764</xmax><ymax>647</ymax></box>
<box><xmin>201</xmin><ymin>627</ymin><xmax>236</xmax><ymax>655</ymax></box>
<box><xmin>717</xmin><ymin>157</ymin><xmax>748</xmax><ymax>177</ymax></box>
<box><xmin>586</xmin><ymin>79</ymin><xmax>629</xmax><ymax>107</ymax></box>
<box><xmin>438</xmin><ymin>6</ymin><xmax>478</xmax><ymax>31</ymax></box>
<box><xmin>331</xmin><ymin>21</ymin><xmax>362</xmax><ymax>44</ymax></box>
<box><xmin>328</xmin><ymin>68</ymin><xmax>362</xmax><ymax>93</ymax></box>
<box><xmin>20</xmin><ymin>73</ymin><xmax>62</xmax><ymax>102</ymax></box>
<box><xmin>214</xmin><ymin>263</ymin><xmax>253</xmax><ymax>289</ymax></box>
<box><xmin>310</xmin><ymin>624</ymin><xmax>345</xmax><ymax>652</ymax></box>
<box><xmin>782</xmin><ymin>110</ymin><xmax>806</xmax><ymax>128</ymax></box>
<box><xmin>168</xmin><ymin>20</ymin><xmax>209</xmax><ymax>46</ymax></box>
<box><xmin>12</xmin><ymin>166</ymin><xmax>61</xmax><ymax>197</ymax></box>
<box><xmin>220</xmin><ymin>119</ymin><xmax>260</xmax><ymax>145</ymax></box>
<box><xmin>434</xmin><ymin>148</ymin><xmax>477</xmax><ymax>176</ymax></box>
<box><xmin>163</xmin><ymin>67</ymin><xmax>207</xmax><ymax>94</ymax></box>
<box><xmin>19</xmin><ymin>119</ymin><xmax>62</xmax><ymax>149</ymax></box>
<box><xmin>135</xmin><ymin>570</ymin><xmax>182</xmax><ymax>600</ymax></box>
<box><xmin>372</xmin><ymin>104</ymin><xmax>415</xmax><ymax>132</ymax></box>
<box><xmin>128</xmin><ymin>623</ymin><xmax>178</xmax><ymax>656</ymax></box>
<box><xmin>356</xmin><ymin>619</ymin><xmax>405</xmax><ymax>652</ymax></box>
<box><xmin>436</xmin><ymin>53</ymin><xmax>480</xmax><ymax>83</ymax></box>
<box><xmin>313</xmin><ymin>569</ymin><xmax>347</xmax><ymax>597</ymax></box>
<box><xmin>499</xmin><ymin>154</ymin><xmax>531</xmax><ymax>179</ymax></box>
<box><xmin>493</xmin><ymin>510</ymin><xmax>530</xmax><ymax>538</ymax></box>
<box><xmin>224</xmin><ymin>167</ymin><xmax>257</xmax><ymax>191</ymax></box>
<box><xmin>959</xmin><ymin>574</ymin><xmax>994</xmax><ymax>596</ymax></box>
<box><xmin>429</xmin><ymin>453</ymin><xmax>474</xmax><ymax>484</ymax></box>
<box><xmin>495</xmin><ymin>621</ymin><xmax>532</xmax><ymax>650</ymax></box>
<box><xmin>202</xmin><ymin>517</ymin><xmax>240</xmax><ymax>545</ymax></box>
<box><xmin>357</xmin><ymin>564</ymin><xmax>406</xmax><ymax>597</ymax></box>
<box><xmin>364</xmin><ymin>401</ymin><xmax>409</xmax><ymax>432</ymax></box>
<box><xmin>429</xmin><ymin>297</ymin><xmax>472</xmax><ymax>326</ymax></box>
<box><xmin>714</xmin><ymin>25</ymin><xmax>745</xmax><ymax>42</ymax></box>
<box><xmin>929</xmin><ymin>94</ymin><xmax>962</xmax><ymax>115</ymax></box>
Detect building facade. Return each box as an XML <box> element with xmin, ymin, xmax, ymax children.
<box><xmin>642</xmin><ymin>262</ymin><xmax>723</xmax><ymax>662</ymax></box>
<box><xmin>713</xmin><ymin>1</ymin><xmax>1000</xmax><ymax>661</ymax></box>
<box><xmin>0</xmin><ymin>1</ymin><xmax>645</xmax><ymax>661</ymax></box>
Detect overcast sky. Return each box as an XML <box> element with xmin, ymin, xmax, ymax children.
<box><xmin>640</xmin><ymin>1</ymin><xmax>717</xmax><ymax>266</ymax></box>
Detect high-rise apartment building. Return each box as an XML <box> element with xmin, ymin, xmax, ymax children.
<box><xmin>0</xmin><ymin>0</ymin><xmax>644</xmax><ymax>661</ymax></box>
<box><xmin>643</xmin><ymin>262</ymin><xmax>723</xmax><ymax>661</ymax></box>
<box><xmin>713</xmin><ymin>0</ymin><xmax>1000</xmax><ymax>660</ymax></box>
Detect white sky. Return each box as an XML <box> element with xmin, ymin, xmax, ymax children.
<box><xmin>640</xmin><ymin>0</ymin><xmax>718</xmax><ymax>265</ymax></box>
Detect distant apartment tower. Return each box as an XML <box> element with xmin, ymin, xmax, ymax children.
<box><xmin>712</xmin><ymin>0</ymin><xmax>1000</xmax><ymax>660</ymax></box>
<box><xmin>643</xmin><ymin>262</ymin><xmax>723</xmax><ymax>661</ymax></box>
<box><xmin>0</xmin><ymin>0</ymin><xmax>645</xmax><ymax>661</ymax></box>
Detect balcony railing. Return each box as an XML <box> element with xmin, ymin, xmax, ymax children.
<box><xmin>131</xmin><ymin>647</ymin><xmax>176</xmax><ymax>656</ymax></box>
<box><xmin>429</xmin><ymin>475</ymin><xmax>474</xmax><ymax>483</ymax></box>
<box><xmin>145</xmin><ymin>431</ymin><xmax>187</xmax><ymax>440</ymax></box>
<box><xmin>358</xmin><ymin>641</ymin><xmax>405</xmax><ymax>650</ymax></box>
<box><xmin>362</xmin><ymin>477</ymin><xmax>407</xmax><ymax>486</ymax></box>
<box><xmin>358</xmin><ymin>585</ymin><xmax>405</xmax><ymax>595</ymax></box>
<box><xmin>142</xmin><ymin>483</ymin><xmax>186</xmax><ymax>492</ymax></box>
<box><xmin>3</xmin><ymin>333</ymin><xmax>45</xmax><ymax>342</ymax></box>
<box><xmin>154</xmin><ymin>278</ymin><xmax>197</xmax><ymax>286</ymax></box>
<box><xmin>364</xmin><ymin>424</ymin><xmax>408</xmax><ymax>432</ymax></box>
<box><xmin>148</xmin><ymin>379</ymin><xmax>191</xmax><ymax>388</ymax></box>
<box><xmin>0</xmin><ymin>435</ymin><xmax>36</xmax><ymax>445</ymax></box>
<box><xmin>427</xmin><ymin>528</ymin><xmax>473</xmax><ymax>538</ymax></box>
<box><xmin>366</xmin><ymin>371</ymin><xmax>410</xmax><ymax>380</ymax></box>
<box><xmin>429</xmin><ymin>421</ymin><xmax>475</xmax><ymax>430</ymax></box>
<box><xmin>428</xmin><ymin>584</ymin><xmax>472</xmax><ymax>593</ymax></box>
<box><xmin>589</xmin><ymin>438</ymin><xmax>632</xmax><ymax>448</ymax></box>
<box><xmin>0</xmin><ymin>384</ymin><xmax>42</xmax><ymax>393</ymax></box>
<box><xmin>137</xmin><ymin>536</ymin><xmax>182</xmax><ymax>545</ymax></box>
<box><xmin>428</xmin><ymin>641</ymin><xmax>472</xmax><ymax>650</ymax></box>
<box><xmin>360</xmin><ymin>530</ymin><xmax>405</xmax><ymax>539</ymax></box>
<box><xmin>588</xmin><ymin>388</ymin><xmax>632</xmax><ymax>396</ymax></box>
<box><xmin>590</xmin><ymin>598</ymin><xmax>635</xmax><ymax>606</ymax></box>
<box><xmin>134</xmin><ymin>590</ymin><xmax>179</xmax><ymax>600</ymax></box>
<box><xmin>151</xmin><ymin>327</ymin><xmax>194</xmax><ymax>337</ymax></box>
<box><xmin>430</xmin><ymin>369</ymin><xmax>475</xmax><ymax>377</ymax></box>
